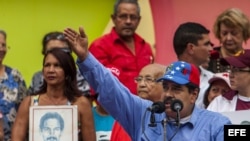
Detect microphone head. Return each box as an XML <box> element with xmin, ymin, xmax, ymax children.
<box><xmin>170</xmin><ymin>99</ymin><xmax>183</xmax><ymax>112</ymax></box>
<box><xmin>152</xmin><ymin>101</ymin><xmax>166</xmax><ymax>113</ymax></box>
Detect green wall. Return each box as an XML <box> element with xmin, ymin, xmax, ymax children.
<box><xmin>0</xmin><ymin>0</ymin><xmax>115</xmax><ymax>86</ymax></box>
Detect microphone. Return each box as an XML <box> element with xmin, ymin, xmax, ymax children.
<box><xmin>170</xmin><ymin>99</ymin><xmax>183</xmax><ymax>112</ymax></box>
<box><xmin>163</xmin><ymin>99</ymin><xmax>184</xmax><ymax>141</ymax></box>
<box><xmin>147</xmin><ymin>101</ymin><xmax>165</xmax><ymax>113</ymax></box>
<box><xmin>170</xmin><ymin>99</ymin><xmax>183</xmax><ymax>128</ymax></box>
<box><xmin>147</xmin><ymin>102</ymin><xmax>165</xmax><ymax>127</ymax></box>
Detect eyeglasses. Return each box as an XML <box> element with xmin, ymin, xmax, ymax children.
<box><xmin>229</xmin><ymin>67</ymin><xmax>250</xmax><ymax>73</ymax></box>
<box><xmin>116</xmin><ymin>14</ymin><xmax>140</xmax><ymax>21</ymax></box>
<box><xmin>134</xmin><ymin>77</ymin><xmax>156</xmax><ymax>84</ymax></box>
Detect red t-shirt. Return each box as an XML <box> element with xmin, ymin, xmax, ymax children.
<box><xmin>110</xmin><ymin>121</ymin><xmax>131</xmax><ymax>141</ymax></box>
<box><xmin>89</xmin><ymin>28</ymin><xmax>154</xmax><ymax>94</ymax></box>
<box><xmin>236</xmin><ymin>98</ymin><xmax>250</xmax><ymax>110</ymax></box>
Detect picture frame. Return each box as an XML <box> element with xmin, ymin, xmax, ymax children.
<box><xmin>29</xmin><ymin>105</ymin><xmax>78</xmax><ymax>141</ymax></box>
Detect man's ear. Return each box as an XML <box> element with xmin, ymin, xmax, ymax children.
<box><xmin>137</xmin><ymin>16</ymin><xmax>141</xmax><ymax>24</ymax></box>
<box><xmin>190</xmin><ymin>88</ymin><xmax>199</xmax><ymax>104</ymax></box>
<box><xmin>186</xmin><ymin>43</ymin><xmax>195</xmax><ymax>55</ymax></box>
<box><xmin>111</xmin><ymin>14</ymin><xmax>116</xmax><ymax>23</ymax></box>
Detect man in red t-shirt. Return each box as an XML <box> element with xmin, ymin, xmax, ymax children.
<box><xmin>89</xmin><ymin>0</ymin><xmax>154</xmax><ymax>95</ymax></box>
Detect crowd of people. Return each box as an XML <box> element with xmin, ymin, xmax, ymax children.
<box><xmin>0</xmin><ymin>0</ymin><xmax>250</xmax><ymax>141</ymax></box>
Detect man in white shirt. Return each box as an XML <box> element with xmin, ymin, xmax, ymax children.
<box><xmin>172</xmin><ymin>22</ymin><xmax>214</xmax><ymax>108</ymax></box>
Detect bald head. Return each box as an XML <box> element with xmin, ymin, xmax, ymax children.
<box><xmin>140</xmin><ymin>64</ymin><xmax>166</xmax><ymax>79</ymax></box>
<box><xmin>137</xmin><ymin>63</ymin><xmax>166</xmax><ymax>102</ymax></box>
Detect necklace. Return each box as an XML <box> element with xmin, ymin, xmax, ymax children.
<box><xmin>221</xmin><ymin>47</ymin><xmax>244</xmax><ymax>57</ymax></box>
<box><xmin>46</xmin><ymin>94</ymin><xmax>66</xmax><ymax>105</ymax></box>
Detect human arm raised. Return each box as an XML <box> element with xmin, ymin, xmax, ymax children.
<box><xmin>64</xmin><ymin>26</ymin><xmax>151</xmax><ymax>140</ymax></box>
<box><xmin>63</xmin><ymin>27</ymin><xmax>89</xmax><ymax>62</ymax></box>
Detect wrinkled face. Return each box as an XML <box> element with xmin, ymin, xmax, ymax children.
<box><xmin>191</xmin><ymin>34</ymin><xmax>213</xmax><ymax>65</ymax></box>
<box><xmin>0</xmin><ymin>34</ymin><xmax>7</xmax><ymax>63</ymax></box>
<box><xmin>112</xmin><ymin>3</ymin><xmax>141</xmax><ymax>39</ymax></box>
<box><xmin>229</xmin><ymin>67</ymin><xmax>250</xmax><ymax>91</ymax></box>
<box><xmin>219</xmin><ymin>23</ymin><xmax>244</xmax><ymax>52</ymax></box>
<box><xmin>136</xmin><ymin>67</ymin><xmax>163</xmax><ymax>102</ymax></box>
<box><xmin>43</xmin><ymin>54</ymin><xmax>65</xmax><ymax>86</ymax></box>
<box><xmin>161</xmin><ymin>81</ymin><xmax>198</xmax><ymax>119</ymax></box>
<box><xmin>46</xmin><ymin>40</ymin><xmax>68</xmax><ymax>53</ymax></box>
<box><xmin>208</xmin><ymin>80</ymin><xmax>230</xmax><ymax>103</ymax></box>
<box><xmin>41</xmin><ymin>118</ymin><xmax>62</xmax><ymax>141</ymax></box>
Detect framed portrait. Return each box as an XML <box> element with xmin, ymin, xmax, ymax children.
<box><xmin>29</xmin><ymin>105</ymin><xmax>78</xmax><ymax>141</ymax></box>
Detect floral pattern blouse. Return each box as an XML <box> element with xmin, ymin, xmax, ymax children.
<box><xmin>0</xmin><ymin>66</ymin><xmax>27</xmax><ymax>141</ymax></box>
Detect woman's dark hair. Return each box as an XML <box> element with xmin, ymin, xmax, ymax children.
<box><xmin>37</xmin><ymin>48</ymin><xmax>82</xmax><ymax>102</ymax></box>
<box><xmin>203</xmin><ymin>85</ymin><xmax>212</xmax><ymax>108</ymax></box>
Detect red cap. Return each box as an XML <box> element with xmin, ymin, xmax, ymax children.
<box><xmin>157</xmin><ymin>61</ymin><xmax>200</xmax><ymax>87</ymax></box>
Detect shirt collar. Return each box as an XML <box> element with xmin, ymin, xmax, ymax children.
<box><xmin>187</xmin><ymin>105</ymin><xmax>200</xmax><ymax>127</ymax></box>
<box><xmin>166</xmin><ymin>106</ymin><xmax>199</xmax><ymax>127</ymax></box>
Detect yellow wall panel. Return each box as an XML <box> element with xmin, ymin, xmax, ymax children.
<box><xmin>0</xmin><ymin>0</ymin><xmax>115</xmax><ymax>86</ymax></box>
